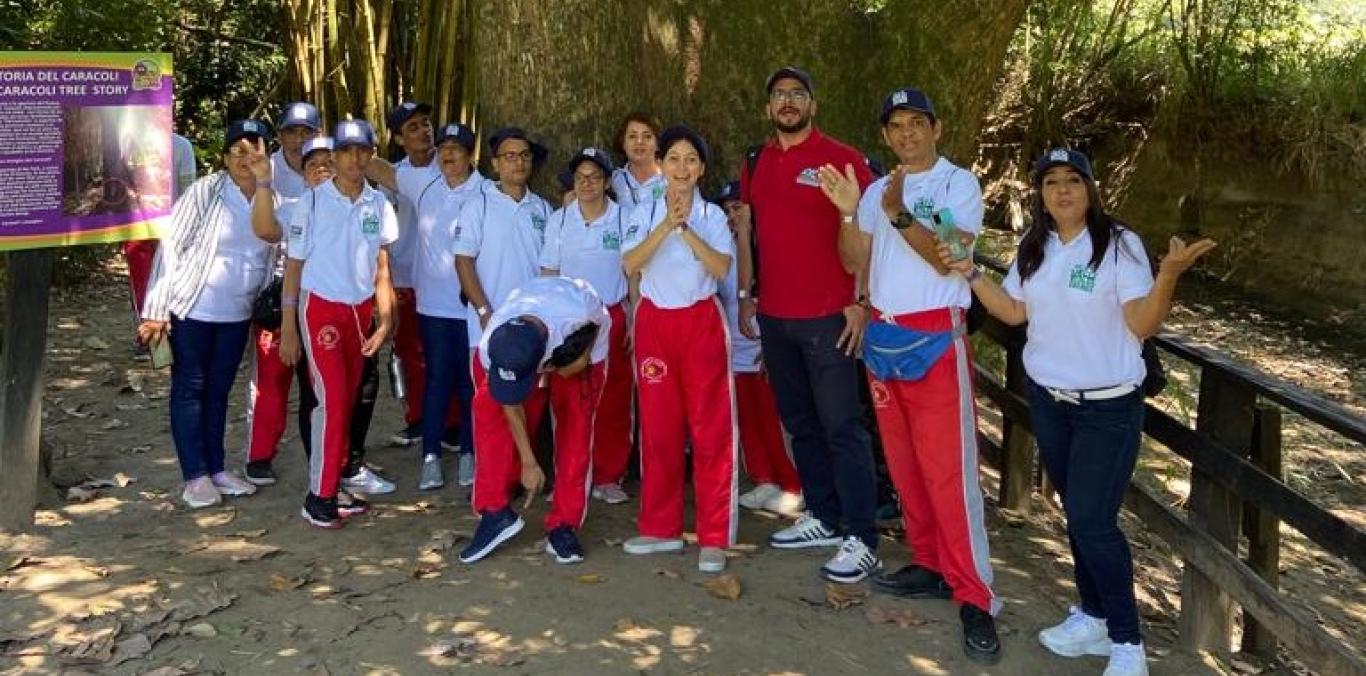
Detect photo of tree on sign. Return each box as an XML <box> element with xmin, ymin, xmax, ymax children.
<box><xmin>60</xmin><ymin>105</ymin><xmax>172</xmax><ymax>217</ymax></box>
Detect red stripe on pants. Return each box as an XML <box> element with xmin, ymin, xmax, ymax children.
<box><xmin>300</xmin><ymin>293</ymin><xmax>373</xmax><ymax>499</ymax></box>
<box><xmin>393</xmin><ymin>288</ymin><xmax>434</xmax><ymax>426</ymax></box>
<box><xmin>591</xmin><ymin>302</ymin><xmax>634</xmax><ymax>486</ymax></box>
<box><xmin>123</xmin><ymin>239</ymin><xmax>158</xmax><ymax>319</ymax></box>
<box><xmin>470</xmin><ymin>354</ymin><xmax>604</xmax><ymax>531</ymax></box>
<box><xmin>246</xmin><ymin>325</ymin><xmax>295</xmax><ymax>463</ymax></box>
<box><xmin>869</xmin><ymin>307</ymin><xmax>999</xmax><ymax>614</ymax></box>
<box><xmin>735</xmin><ymin>372</ymin><xmax>800</xmax><ymax>493</ymax></box>
<box><xmin>633</xmin><ymin>298</ymin><xmax>737</xmax><ymax>548</ymax></box>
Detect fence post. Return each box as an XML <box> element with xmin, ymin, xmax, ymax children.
<box><xmin>1240</xmin><ymin>404</ymin><xmax>1283</xmax><ymax>657</ymax></box>
<box><xmin>1178</xmin><ymin>368</ymin><xmax>1257</xmax><ymax>655</ymax></box>
<box><xmin>999</xmin><ymin>346</ymin><xmax>1034</xmax><ymax>512</ymax></box>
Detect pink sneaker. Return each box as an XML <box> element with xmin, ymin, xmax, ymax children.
<box><xmin>211</xmin><ymin>471</ymin><xmax>257</xmax><ymax>497</ymax></box>
<box><xmin>181</xmin><ymin>476</ymin><xmax>222</xmax><ymax>509</ymax></box>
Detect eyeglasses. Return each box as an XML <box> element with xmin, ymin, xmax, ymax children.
<box><xmin>495</xmin><ymin>150</ymin><xmax>533</xmax><ymax>163</ymax></box>
<box><xmin>573</xmin><ymin>172</ymin><xmax>604</xmax><ymax>184</ymax></box>
<box><xmin>227</xmin><ymin>146</ymin><xmax>253</xmax><ymax>158</ymax></box>
<box><xmin>770</xmin><ymin>89</ymin><xmax>811</xmax><ymax>104</ymax></box>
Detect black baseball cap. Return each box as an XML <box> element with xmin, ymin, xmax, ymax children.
<box><xmin>880</xmin><ymin>87</ymin><xmax>937</xmax><ymax>125</ymax></box>
<box><xmin>225</xmin><ymin>119</ymin><xmax>271</xmax><ymax>147</ymax></box>
<box><xmin>334</xmin><ymin>120</ymin><xmax>377</xmax><ymax>150</ymax></box>
<box><xmin>766</xmin><ymin>66</ymin><xmax>813</xmax><ymax>94</ymax></box>
<box><xmin>280</xmin><ymin>102</ymin><xmax>321</xmax><ymax>131</ymax></box>
<box><xmin>435</xmin><ymin>122</ymin><xmax>476</xmax><ymax>152</ymax></box>
<box><xmin>487</xmin><ymin>127</ymin><xmax>548</xmax><ymax>166</ymax></box>
<box><xmin>487</xmin><ymin>318</ymin><xmax>547</xmax><ymax>405</ymax></box>
<box><xmin>387</xmin><ymin>101</ymin><xmax>433</xmax><ymax>133</ymax></box>
<box><xmin>657</xmin><ymin>125</ymin><xmax>711</xmax><ymax>165</ymax></box>
<box><xmin>566</xmin><ymin>147</ymin><xmax>615</xmax><ymax>177</ymax></box>
<box><xmin>1032</xmin><ymin>148</ymin><xmax>1094</xmax><ymax>182</ymax></box>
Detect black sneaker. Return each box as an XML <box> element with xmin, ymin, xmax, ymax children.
<box><xmin>244</xmin><ymin>461</ymin><xmax>276</xmax><ymax>486</ymax></box>
<box><xmin>544</xmin><ymin>525</ymin><xmax>584</xmax><ymax>564</ymax></box>
<box><xmin>960</xmin><ymin>604</ymin><xmax>1002</xmax><ymax>665</ymax></box>
<box><xmin>872</xmin><ymin>564</ymin><xmax>953</xmax><ymax>599</ymax></box>
<box><xmin>389</xmin><ymin>423</ymin><xmax>422</xmax><ymax>447</ymax></box>
<box><xmin>300</xmin><ymin>493</ymin><xmax>343</xmax><ymax>529</ymax></box>
<box><xmin>336</xmin><ymin>490</ymin><xmax>369</xmax><ymax>518</ymax></box>
<box><xmin>459</xmin><ymin>507</ymin><xmax>524</xmax><ymax>564</ymax></box>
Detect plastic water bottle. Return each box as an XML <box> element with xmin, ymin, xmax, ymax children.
<box><xmin>389</xmin><ymin>352</ymin><xmax>407</xmax><ymax>400</ymax></box>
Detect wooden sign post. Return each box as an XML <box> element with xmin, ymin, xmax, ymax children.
<box><xmin>0</xmin><ymin>249</ymin><xmax>53</xmax><ymax>532</ymax></box>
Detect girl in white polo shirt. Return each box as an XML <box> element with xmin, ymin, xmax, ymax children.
<box><xmin>621</xmin><ymin>126</ymin><xmax>738</xmax><ymax>574</ymax></box>
<box><xmin>946</xmin><ymin>149</ymin><xmax>1215</xmax><ymax>676</ymax></box>
<box><xmin>540</xmin><ymin>147</ymin><xmax>634</xmax><ymax>505</ymax></box>
<box><xmin>279</xmin><ymin>119</ymin><xmax>399</xmax><ymax>530</ymax></box>
<box><xmin>609</xmin><ymin>112</ymin><xmax>666</xmax><ymax>211</ymax></box>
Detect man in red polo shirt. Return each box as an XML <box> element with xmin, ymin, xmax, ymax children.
<box><xmin>736</xmin><ymin>66</ymin><xmax>880</xmax><ymax>584</ymax></box>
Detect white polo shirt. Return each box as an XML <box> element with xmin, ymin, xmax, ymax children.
<box><xmin>622</xmin><ymin>192</ymin><xmax>734</xmax><ymax>309</ymax></box>
<box><xmin>452</xmin><ymin>183</ymin><xmax>551</xmax><ymax>346</ymax></box>
<box><xmin>540</xmin><ymin>199</ymin><xmax>629</xmax><ymax>306</ymax></box>
<box><xmin>288</xmin><ymin>179</ymin><xmax>400</xmax><ymax>305</ymax></box>
<box><xmin>388</xmin><ymin>157</ymin><xmax>441</xmax><ymax>289</ymax></box>
<box><xmin>719</xmin><ymin>251</ymin><xmax>762</xmax><ymax>373</ymax></box>
<box><xmin>610</xmin><ymin>166</ymin><xmax>665</xmax><ymax>212</ymax></box>
<box><xmin>270</xmin><ymin>151</ymin><xmax>309</xmax><ymax>200</ymax></box>
<box><xmin>1003</xmin><ymin>228</ymin><xmax>1154</xmax><ymax>390</ymax></box>
<box><xmin>477</xmin><ymin>276</ymin><xmax>611</xmax><ymax>368</ymax></box>
<box><xmin>857</xmin><ymin>157</ymin><xmax>984</xmax><ymax>314</ymax></box>
<box><xmin>187</xmin><ymin>184</ymin><xmax>272</xmax><ymax>322</ymax></box>
<box><xmin>413</xmin><ymin>169</ymin><xmax>486</xmax><ymax>319</ymax></box>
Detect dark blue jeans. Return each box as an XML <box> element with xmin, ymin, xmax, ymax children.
<box><xmin>418</xmin><ymin>313</ymin><xmax>474</xmax><ymax>458</ymax></box>
<box><xmin>168</xmin><ymin>316</ymin><xmax>251</xmax><ymax>481</ymax></box>
<box><xmin>1027</xmin><ymin>380</ymin><xmax>1145</xmax><ymax>644</ymax></box>
<box><xmin>758</xmin><ymin>312</ymin><xmax>877</xmax><ymax>547</ymax></box>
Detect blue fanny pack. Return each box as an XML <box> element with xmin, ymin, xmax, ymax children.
<box><xmin>862</xmin><ymin>320</ymin><xmax>965</xmax><ymax>382</ymax></box>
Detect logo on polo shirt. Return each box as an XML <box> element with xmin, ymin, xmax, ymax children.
<box><xmin>912</xmin><ymin>196</ymin><xmax>934</xmax><ymax>220</ymax></box>
<box><xmin>650</xmin><ymin>184</ymin><xmax>665</xmax><ymax>201</ymax></box>
<box><xmin>625</xmin><ymin>224</ymin><xmax>640</xmax><ymax>239</ymax></box>
<box><xmin>795</xmin><ymin>167</ymin><xmax>821</xmax><ymax>187</ymax></box>
<box><xmin>530</xmin><ymin>214</ymin><xmax>546</xmax><ymax>232</ymax></box>
<box><xmin>601</xmin><ymin>230</ymin><xmax>621</xmax><ymax>251</ymax></box>
<box><xmin>639</xmin><ymin>357</ymin><xmax>668</xmax><ymax>384</ymax></box>
<box><xmin>1068</xmin><ymin>264</ymin><xmax>1097</xmax><ymax>293</ymax></box>
<box><xmin>318</xmin><ymin>325</ymin><xmax>341</xmax><ymax>350</ymax></box>
<box><xmin>361</xmin><ymin>213</ymin><xmax>380</xmax><ymax>235</ymax></box>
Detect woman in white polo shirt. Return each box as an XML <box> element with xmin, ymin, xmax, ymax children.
<box><xmin>945</xmin><ymin>149</ymin><xmax>1215</xmax><ymax>676</ymax></box>
<box><xmin>139</xmin><ymin>119</ymin><xmax>277</xmax><ymax>509</ymax></box>
<box><xmin>540</xmin><ymin>147</ymin><xmax>634</xmax><ymax>505</ymax></box>
<box><xmin>621</xmin><ymin>126</ymin><xmax>737</xmax><ymax>574</ymax></box>
<box><xmin>609</xmin><ymin>112</ymin><xmax>665</xmax><ymax>212</ymax></box>
<box><xmin>279</xmin><ymin>119</ymin><xmax>399</xmax><ymax>530</ymax></box>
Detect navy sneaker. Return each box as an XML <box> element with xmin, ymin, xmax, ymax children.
<box><xmin>459</xmin><ymin>508</ymin><xmax>524</xmax><ymax>564</ymax></box>
<box><xmin>300</xmin><ymin>493</ymin><xmax>343</xmax><ymax>530</ymax></box>
<box><xmin>545</xmin><ymin>525</ymin><xmax>585</xmax><ymax>564</ymax></box>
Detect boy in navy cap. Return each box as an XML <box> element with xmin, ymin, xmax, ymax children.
<box><xmin>273</xmin><ymin>102</ymin><xmax>322</xmax><ymax>199</ymax></box>
<box><xmin>458</xmin><ymin>276</ymin><xmax>610</xmax><ymax>565</ymax></box>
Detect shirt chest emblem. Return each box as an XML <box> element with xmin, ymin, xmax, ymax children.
<box><xmin>601</xmin><ymin>230</ymin><xmax>622</xmax><ymax>251</ymax></box>
<box><xmin>795</xmin><ymin>167</ymin><xmax>821</xmax><ymax>187</ymax></box>
<box><xmin>360</xmin><ymin>211</ymin><xmax>380</xmax><ymax>235</ymax></box>
<box><xmin>1068</xmin><ymin>264</ymin><xmax>1097</xmax><ymax>293</ymax></box>
<box><xmin>912</xmin><ymin>196</ymin><xmax>935</xmax><ymax>220</ymax></box>
<box><xmin>530</xmin><ymin>214</ymin><xmax>546</xmax><ymax>232</ymax></box>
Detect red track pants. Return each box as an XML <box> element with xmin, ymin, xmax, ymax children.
<box><xmin>591</xmin><ymin>302</ymin><xmax>634</xmax><ymax>486</ymax></box>
<box><xmin>735</xmin><ymin>373</ymin><xmax>800</xmax><ymax>493</ymax></box>
<box><xmin>123</xmin><ymin>239</ymin><xmax>158</xmax><ymax>320</ymax></box>
<box><xmin>471</xmin><ymin>353</ymin><xmax>605</xmax><ymax>532</ymax></box>
<box><xmin>633</xmin><ymin>298</ymin><xmax>738</xmax><ymax>548</ymax></box>
<box><xmin>869</xmin><ymin>307</ymin><xmax>1000</xmax><ymax>615</ymax></box>
<box><xmin>300</xmin><ymin>292</ymin><xmax>373</xmax><ymax>500</ymax></box>
<box><xmin>245</xmin><ymin>326</ymin><xmax>294</xmax><ymax>463</ymax></box>
<box><xmin>392</xmin><ymin>288</ymin><xmax>431</xmax><ymax>426</ymax></box>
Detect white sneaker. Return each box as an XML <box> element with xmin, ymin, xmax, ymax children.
<box><xmin>591</xmin><ymin>483</ymin><xmax>629</xmax><ymax>504</ymax></box>
<box><xmin>456</xmin><ymin>453</ymin><xmax>475</xmax><ymax>487</ymax></box>
<box><xmin>182</xmin><ymin>476</ymin><xmax>222</xmax><ymax>509</ymax></box>
<box><xmin>341</xmin><ymin>465</ymin><xmax>396</xmax><ymax>495</ymax></box>
<box><xmin>762</xmin><ymin>490</ymin><xmax>805</xmax><ymax>517</ymax></box>
<box><xmin>1102</xmin><ymin>642</ymin><xmax>1148</xmax><ymax>676</ymax></box>
<box><xmin>419</xmin><ymin>454</ymin><xmax>445</xmax><ymax>491</ymax></box>
<box><xmin>768</xmin><ymin>513</ymin><xmax>842</xmax><ymax>549</ymax></box>
<box><xmin>623</xmin><ymin>536</ymin><xmax>685</xmax><ymax>555</ymax></box>
<box><xmin>738</xmin><ymin>483</ymin><xmax>781</xmax><ymax>510</ymax></box>
<box><xmin>210</xmin><ymin>471</ymin><xmax>256</xmax><ymax>497</ymax></box>
<box><xmin>1039</xmin><ymin>606</ymin><xmax>1111</xmax><ymax>658</ymax></box>
<box><xmin>820</xmin><ymin>536</ymin><xmax>882</xmax><ymax>584</ymax></box>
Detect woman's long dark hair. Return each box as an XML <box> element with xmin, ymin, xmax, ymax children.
<box><xmin>548</xmin><ymin>322</ymin><xmax>600</xmax><ymax>368</ymax></box>
<box><xmin>1017</xmin><ymin>169</ymin><xmax>1133</xmax><ymax>281</ymax></box>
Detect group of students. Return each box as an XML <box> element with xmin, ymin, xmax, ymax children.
<box><xmin>135</xmin><ymin>65</ymin><xmax>1216</xmax><ymax>676</ymax></box>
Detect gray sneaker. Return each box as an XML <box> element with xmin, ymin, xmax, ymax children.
<box><xmin>419</xmin><ymin>454</ymin><xmax>444</xmax><ymax>491</ymax></box>
<box><xmin>456</xmin><ymin>453</ymin><xmax>475</xmax><ymax>487</ymax></box>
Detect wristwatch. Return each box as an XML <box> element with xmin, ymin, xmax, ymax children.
<box><xmin>892</xmin><ymin>211</ymin><xmax>916</xmax><ymax>230</ymax></box>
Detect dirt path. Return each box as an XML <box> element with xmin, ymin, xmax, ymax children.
<box><xmin>0</xmin><ymin>278</ymin><xmax>1268</xmax><ymax>675</ymax></box>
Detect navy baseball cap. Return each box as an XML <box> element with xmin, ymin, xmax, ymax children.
<box><xmin>487</xmin><ymin>127</ymin><xmax>548</xmax><ymax>166</ymax></box>
<box><xmin>334</xmin><ymin>120</ymin><xmax>377</xmax><ymax>150</ymax></box>
<box><xmin>435</xmin><ymin>122</ymin><xmax>476</xmax><ymax>152</ymax></box>
<box><xmin>280</xmin><ymin>102</ymin><xmax>321</xmax><ymax>131</ymax></box>
<box><xmin>301</xmin><ymin>136</ymin><xmax>334</xmax><ymax>161</ymax></box>
<box><xmin>487</xmin><ymin>318</ymin><xmax>547</xmax><ymax>405</ymax></box>
<box><xmin>225</xmin><ymin>119</ymin><xmax>271</xmax><ymax>147</ymax></box>
<box><xmin>880</xmin><ymin>87</ymin><xmax>937</xmax><ymax>125</ymax></box>
<box><xmin>1033</xmin><ymin>147</ymin><xmax>1094</xmax><ymax>182</ymax></box>
<box><xmin>658</xmin><ymin>125</ymin><xmax>711</xmax><ymax>165</ymax></box>
<box><xmin>716</xmin><ymin>180</ymin><xmax>741</xmax><ymax>204</ymax></box>
<box><xmin>766</xmin><ymin>66</ymin><xmax>813</xmax><ymax>94</ymax></box>
<box><xmin>387</xmin><ymin>101</ymin><xmax>433</xmax><ymax>132</ymax></box>
<box><xmin>567</xmin><ymin>147</ymin><xmax>615</xmax><ymax>177</ymax></box>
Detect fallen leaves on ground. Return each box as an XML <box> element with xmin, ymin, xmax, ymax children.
<box><xmin>573</xmin><ymin>573</ymin><xmax>606</xmax><ymax>584</ymax></box>
<box><xmin>419</xmin><ymin>530</ymin><xmax>463</xmax><ymax>555</ymax></box>
<box><xmin>653</xmin><ymin>567</ymin><xmax>681</xmax><ymax>581</ymax></box>
<box><xmin>269</xmin><ymin>573</ymin><xmax>309</xmax><ymax>592</ymax></box>
<box><xmin>419</xmin><ymin>634</ymin><xmax>525</xmax><ymax>667</ymax></box>
<box><xmin>825</xmin><ymin>583</ymin><xmax>868</xmax><ymax>610</ymax></box>
<box><xmin>863</xmin><ymin>605</ymin><xmax>929</xmax><ymax>628</ymax></box>
<box><xmin>702</xmin><ymin>575</ymin><xmax>742</xmax><ymax>601</ymax></box>
<box><xmin>193</xmin><ymin>507</ymin><xmax>237</xmax><ymax>528</ymax></box>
